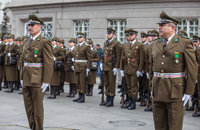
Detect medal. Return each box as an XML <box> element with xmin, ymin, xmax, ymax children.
<box><xmin>174</xmin><ymin>52</ymin><xmax>179</xmax><ymax>64</ymax></box>
<box><xmin>175</xmin><ymin>59</ymin><xmax>179</xmax><ymax>63</ymax></box>
<box><xmin>34</xmin><ymin>48</ymin><xmax>38</xmax><ymax>58</ymax></box>
<box><xmin>34</xmin><ymin>54</ymin><xmax>37</xmax><ymax>57</ymax></box>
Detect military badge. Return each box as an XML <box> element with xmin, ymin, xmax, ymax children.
<box><xmin>34</xmin><ymin>48</ymin><xmax>38</xmax><ymax>57</ymax></box>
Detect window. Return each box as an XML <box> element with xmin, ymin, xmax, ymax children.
<box><xmin>74</xmin><ymin>21</ymin><xmax>90</xmax><ymax>39</ymax></box>
<box><xmin>25</xmin><ymin>22</ymin><xmax>53</xmax><ymax>39</ymax></box>
<box><xmin>108</xmin><ymin>20</ymin><xmax>127</xmax><ymax>43</ymax></box>
<box><xmin>177</xmin><ymin>19</ymin><xmax>198</xmax><ymax>38</ymax></box>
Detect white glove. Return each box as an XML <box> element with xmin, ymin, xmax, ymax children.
<box><xmin>196</xmin><ymin>80</ymin><xmax>197</xmax><ymax>83</ymax></box>
<box><xmin>120</xmin><ymin>70</ymin><xmax>124</xmax><ymax>77</ymax></box>
<box><xmin>146</xmin><ymin>73</ymin><xmax>149</xmax><ymax>79</ymax></box>
<box><xmin>65</xmin><ymin>70</ymin><xmax>66</xmax><ymax>72</ymax></box>
<box><xmin>18</xmin><ymin>67</ymin><xmax>20</xmax><ymax>70</ymax></box>
<box><xmin>53</xmin><ymin>57</ymin><xmax>56</xmax><ymax>61</ymax></box>
<box><xmin>71</xmin><ymin>66</ymin><xmax>74</xmax><ymax>71</ymax></box>
<box><xmin>136</xmin><ymin>71</ymin><xmax>142</xmax><ymax>77</ymax></box>
<box><xmin>151</xmin><ymin>92</ymin><xmax>153</xmax><ymax>99</ymax></box>
<box><xmin>182</xmin><ymin>94</ymin><xmax>191</xmax><ymax>107</ymax></box>
<box><xmin>41</xmin><ymin>83</ymin><xmax>49</xmax><ymax>93</ymax></box>
<box><xmin>20</xmin><ymin>80</ymin><xmax>23</xmax><ymax>86</ymax></box>
<box><xmin>100</xmin><ymin>63</ymin><xmax>103</xmax><ymax>71</ymax></box>
<box><xmin>72</xmin><ymin>58</ymin><xmax>74</xmax><ymax>62</ymax></box>
<box><xmin>8</xmin><ymin>53</ymin><xmax>11</xmax><ymax>57</ymax></box>
<box><xmin>142</xmin><ymin>70</ymin><xmax>144</xmax><ymax>74</ymax></box>
<box><xmin>86</xmin><ymin>69</ymin><xmax>90</xmax><ymax>75</ymax></box>
<box><xmin>113</xmin><ymin>68</ymin><xmax>118</xmax><ymax>76</ymax></box>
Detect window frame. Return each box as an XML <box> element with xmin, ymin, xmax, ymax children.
<box><xmin>73</xmin><ymin>20</ymin><xmax>90</xmax><ymax>40</ymax></box>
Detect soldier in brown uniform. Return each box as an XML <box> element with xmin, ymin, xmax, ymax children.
<box><xmin>149</xmin><ymin>11</ymin><xmax>197</xmax><ymax>130</ymax></box>
<box><xmin>86</xmin><ymin>39</ymin><xmax>100</xmax><ymax>96</ymax></box>
<box><xmin>72</xmin><ymin>32</ymin><xmax>92</xmax><ymax>103</ymax></box>
<box><xmin>192</xmin><ymin>35</ymin><xmax>200</xmax><ymax>117</ymax></box>
<box><xmin>178</xmin><ymin>30</ymin><xmax>188</xmax><ymax>37</ymax></box>
<box><xmin>65</xmin><ymin>38</ymin><xmax>77</xmax><ymax>97</ymax></box>
<box><xmin>21</xmin><ymin>13</ymin><xmax>54</xmax><ymax>130</ymax></box>
<box><xmin>47</xmin><ymin>37</ymin><xmax>65</xmax><ymax>99</ymax></box>
<box><xmin>120</xmin><ymin>29</ymin><xmax>145</xmax><ymax>110</ymax></box>
<box><xmin>151</xmin><ymin>29</ymin><xmax>159</xmax><ymax>40</ymax></box>
<box><xmin>0</xmin><ymin>34</ymin><xmax>6</xmax><ymax>90</ymax></box>
<box><xmin>4</xmin><ymin>34</ymin><xmax>19</xmax><ymax>93</ymax></box>
<box><xmin>59</xmin><ymin>39</ymin><xmax>65</xmax><ymax>93</ymax></box>
<box><xmin>13</xmin><ymin>37</ymin><xmax>21</xmax><ymax>90</ymax></box>
<box><xmin>18</xmin><ymin>36</ymin><xmax>27</xmax><ymax>94</ymax></box>
<box><xmin>138</xmin><ymin>31</ymin><xmax>148</xmax><ymax>107</ymax></box>
<box><xmin>119</xmin><ymin>29</ymin><xmax>129</xmax><ymax>106</ymax></box>
<box><xmin>100</xmin><ymin>27</ymin><xmax>122</xmax><ymax>107</ymax></box>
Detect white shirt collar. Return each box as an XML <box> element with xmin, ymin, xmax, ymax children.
<box><xmin>79</xmin><ymin>41</ymin><xmax>85</xmax><ymax>46</ymax></box>
<box><xmin>0</xmin><ymin>41</ymin><xmax>2</xmax><ymax>44</ymax></box>
<box><xmin>143</xmin><ymin>42</ymin><xmax>148</xmax><ymax>45</ymax></box>
<box><xmin>5</xmin><ymin>42</ymin><xmax>9</xmax><ymax>45</ymax></box>
<box><xmin>31</xmin><ymin>32</ymin><xmax>41</xmax><ymax>41</ymax></box>
<box><xmin>91</xmin><ymin>47</ymin><xmax>93</xmax><ymax>50</ymax></box>
<box><xmin>53</xmin><ymin>45</ymin><xmax>57</xmax><ymax>49</ymax></box>
<box><xmin>69</xmin><ymin>46</ymin><xmax>75</xmax><ymax>51</ymax></box>
<box><xmin>131</xmin><ymin>39</ymin><xmax>136</xmax><ymax>45</ymax></box>
<box><xmin>108</xmin><ymin>38</ymin><xmax>114</xmax><ymax>43</ymax></box>
<box><xmin>163</xmin><ymin>33</ymin><xmax>175</xmax><ymax>45</ymax></box>
<box><xmin>9</xmin><ymin>42</ymin><xmax>13</xmax><ymax>45</ymax></box>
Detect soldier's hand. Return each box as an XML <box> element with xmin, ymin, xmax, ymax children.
<box><xmin>8</xmin><ymin>53</ymin><xmax>11</xmax><ymax>56</ymax></box>
<box><xmin>18</xmin><ymin>67</ymin><xmax>20</xmax><ymax>70</ymax></box>
<box><xmin>151</xmin><ymin>92</ymin><xmax>153</xmax><ymax>99</ymax></box>
<box><xmin>100</xmin><ymin>63</ymin><xmax>103</xmax><ymax>71</ymax></box>
<box><xmin>41</xmin><ymin>83</ymin><xmax>49</xmax><ymax>93</ymax></box>
<box><xmin>20</xmin><ymin>80</ymin><xmax>23</xmax><ymax>86</ymax></box>
<box><xmin>72</xmin><ymin>58</ymin><xmax>74</xmax><ymax>62</ymax></box>
<box><xmin>53</xmin><ymin>57</ymin><xmax>56</xmax><ymax>61</ymax></box>
<box><xmin>182</xmin><ymin>94</ymin><xmax>191</xmax><ymax>107</ymax></box>
<box><xmin>146</xmin><ymin>73</ymin><xmax>149</xmax><ymax>79</ymax></box>
<box><xmin>113</xmin><ymin>68</ymin><xmax>118</xmax><ymax>76</ymax></box>
<box><xmin>136</xmin><ymin>71</ymin><xmax>142</xmax><ymax>77</ymax></box>
<box><xmin>86</xmin><ymin>69</ymin><xmax>90</xmax><ymax>75</ymax></box>
<box><xmin>71</xmin><ymin>66</ymin><xmax>74</xmax><ymax>71</ymax></box>
<box><xmin>120</xmin><ymin>70</ymin><xmax>124</xmax><ymax>77</ymax></box>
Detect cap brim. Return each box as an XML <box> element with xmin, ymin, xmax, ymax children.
<box><xmin>27</xmin><ymin>21</ymin><xmax>40</xmax><ymax>25</ymax></box>
<box><xmin>157</xmin><ymin>19</ymin><xmax>173</xmax><ymax>24</ymax></box>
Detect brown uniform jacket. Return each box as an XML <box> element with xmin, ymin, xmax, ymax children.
<box><xmin>21</xmin><ymin>34</ymin><xmax>54</xmax><ymax>87</ymax></box>
<box><xmin>101</xmin><ymin>39</ymin><xmax>122</xmax><ymax>71</ymax></box>
<box><xmin>120</xmin><ymin>40</ymin><xmax>145</xmax><ymax>74</ymax></box>
<box><xmin>149</xmin><ymin>34</ymin><xmax>197</xmax><ymax>102</ymax></box>
<box><xmin>74</xmin><ymin>42</ymin><xmax>92</xmax><ymax>72</ymax></box>
<box><xmin>64</xmin><ymin>47</ymin><xmax>76</xmax><ymax>83</ymax></box>
<box><xmin>87</xmin><ymin>48</ymin><xmax>100</xmax><ymax>85</ymax></box>
<box><xmin>60</xmin><ymin>47</ymin><xmax>66</xmax><ymax>83</ymax></box>
<box><xmin>50</xmin><ymin>46</ymin><xmax>65</xmax><ymax>86</ymax></box>
<box><xmin>17</xmin><ymin>45</ymin><xmax>23</xmax><ymax>68</ymax></box>
<box><xmin>0</xmin><ymin>43</ymin><xmax>6</xmax><ymax>78</ymax></box>
<box><xmin>5</xmin><ymin>42</ymin><xmax>18</xmax><ymax>65</ymax></box>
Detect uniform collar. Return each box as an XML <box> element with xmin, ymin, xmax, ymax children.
<box><xmin>31</xmin><ymin>32</ymin><xmax>41</xmax><ymax>41</ymax></box>
<box><xmin>53</xmin><ymin>45</ymin><xmax>57</xmax><ymax>49</ymax></box>
<box><xmin>131</xmin><ymin>39</ymin><xmax>136</xmax><ymax>45</ymax></box>
<box><xmin>163</xmin><ymin>33</ymin><xmax>175</xmax><ymax>45</ymax></box>
<box><xmin>91</xmin><ymin>47</ymin><xmax>93</xmax><ymax>50</ymax></box>
<box><xmin>79</xmin><ymin>41</ymin><xmax>85</xmax><ymax>46</ymax></box>
<box><xmin>108</xmin><ymin>38</ymin><xmax>114</xmax><ymax>43</ymax></box>
<box><xmin>69</xmin><ymin>46</ymin><xmax>75</xmax><ymax>51</ymax></box>
<box><xmin>9</xmin><ymin>42</ymin><xmax>13</xmax><ymax>45</ymax></box>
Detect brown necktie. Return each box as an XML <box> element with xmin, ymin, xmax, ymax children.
<box><xmin>29</xmin><ymin>38</ymin><xmax>33</xmax><ymax>45</ymax></box>
<box><xmin>163</xmin><ymin>39</ymin><xmax>168</xmax><ymax>50</ymax></box>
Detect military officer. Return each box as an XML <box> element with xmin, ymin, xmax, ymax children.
<box><xmin>59</xmin><ymin>39</ymin><xmax>65</xmax><ymax>93</ymax></box>
<box><xmin>86</xmin><ymin>39</ymin><xmax>100</xmax><ymax>96</ymax></box>
<box><xmin>149</xmin><ymin>10</ymin><xmax>197</xmax><ymax>130</ymax></box>
<box><xmin>21</xmin><ymin>13</ymin><xmax>54</xmax><ymax>130</ymax></box>
<box><xmin>120</xmin><ymin>29</ymin><xmax>145</xmax><ymax>110</ymax></box>
<box><xmin>151</xmin><ymin>29</ymin><xmax>159</xmax><ymax>40</ymax></box>
<box><xmin>0</xmin><ymin>34</ymin><xmax>6</xmax><ymax>90</ymax></box>
<box><xmin>18</xmin><ymin>36</ymin><xmax>27</xmax><ymax>94</ymax></box>
<box><xmin>144</xmin><ymin>30</ymin><xmax>154</xmax><ymax>112</ymax></box>
<box><xmin>178</xmin><ymin>30</ymin><xmax>188</xmax><ymax>37</ymax></box>
<box><xmin>100</xmin><ymin>27</ymin><xmax>122</xmax><ymax>107</ymax></box>
<box><xmin>72</xmin><ymin>32</ymin><xmax>92</xmax><ymax>103</ymax></box>
<box><xmin>138</xmin><ymin>31</ymin><xmax>148</xmax><ymax>107</ymax></box>
<box><xmin>4</xmin><ymin>34</ymin><xmax>19</xmax><ymax>93</ymax></box>
<box><xmin>1</xmin><ymin>35</ymin><xmax>9</xmax><ymax>89</ymax></box>
<box><xmin>65</xmin><ymin>38</ymin><xmax>77</xmax><ymax>97</ymax></box>
<box><xmin>120</xmin><ymin>29</ymin><xmax>130</xmax><ymax>108</ymax></box>
<box><xmin>192</xmin><ymin>35</ymin><xmax>200</xmax><ymax>117</ymax></box>
<box><xmin>47</xmin><ymin>37</ymin><xmax>65</xmax><ymax>99</ymax></box>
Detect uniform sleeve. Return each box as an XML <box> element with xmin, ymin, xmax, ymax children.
<box><xmin>91</xmin><ymin>51</ymin><xmax>100</xmax><ymax>62</ymax></box>
<box><xmin>0</xmin><ymin>45</ymin><xmax>6</xmax><ymax>56</ymax></box>
<box><xmin>138</xmin><ymin>44</ymin><xmax>145</xmax><ymax>72</ymax></box>
<box><xmin>10</xmin><ymin>45</ymin><xmax>19</xmax><ymax>57</ymax></box>
<box><xmin>184</xmin><ymin>40</ymin><xmax>198</xmax><ymax>95</ymax></box>
<box><xmin>86</xmin><ymin>46</ymin><xmax>92</xmax><ymax>69</ymax></box>
<box><xmin>114</xmin><ymin>42</ymin><xmax>122</xmax><ymax>68</ymax></box>
<box><xmin>43</xmin><ymin>39</ymin><xmax>54</xmax><ymax>83</ymax></box>
<box><xmin>120</xmin><ymin>44</ymin><xmax>125</xmax><ymax>70</ymax></box>
<box><xmin>56</xmin><ymin>48</ymin><xmax>65</xmax><ymax>61</ymax></box>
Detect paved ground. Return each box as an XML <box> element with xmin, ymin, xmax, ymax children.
<box><xmin>0</xmin><ymin>78</ymin><xmax>199</xmax><ymax>130</ymax></box>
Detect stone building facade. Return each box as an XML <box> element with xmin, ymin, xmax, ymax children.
<box><xmin>4</xmin><ymin>0</ymin><xmax>200</xmax><ymax>47</ymax></box>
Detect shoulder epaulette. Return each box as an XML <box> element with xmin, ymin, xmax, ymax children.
<box><xmin>42</xmin><ymin>37</ymin><xmax>47</xmax><ymax>39</ymax></box>
<box><xmin>181</xmin><ymin>35</ymin><xmax>190</xmax><ymax>39</ymax></box>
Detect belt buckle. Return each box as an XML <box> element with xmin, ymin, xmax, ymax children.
<box><xmin>160</xmin><ymin>73</ymin><xmax>165</xmax><ymax>79</ymax></box>
<box><xmin>24</xmin><ymin>62</ymin><xmax>27</xmax><ymax>67</ymax></box>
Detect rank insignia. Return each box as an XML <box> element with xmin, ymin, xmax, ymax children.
<box><xmin>34</xmin><ymin>48</ymin><xmax>38</xmax><ymax>56</ymax></box>
<box><xmin>174</xmin><ymin>52</ymin><xmax>179</xmax><ymax>58</ymax></box>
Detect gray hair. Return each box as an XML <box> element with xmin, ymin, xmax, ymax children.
<box><xmin>168</xmin><ymin>23</ymin><xmax>177</xmax><ymax>31</ymax></box>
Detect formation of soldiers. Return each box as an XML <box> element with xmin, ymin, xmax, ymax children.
<box><xmin>0</xmin><ymin>10</ymin><xmax>200</xmax><ymax>130</ymax></box>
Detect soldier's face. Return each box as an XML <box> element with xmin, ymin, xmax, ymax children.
<box><xmin>78</xmin><ymin>37</ymin><xmax>85</xmax><ymax>43</ymax></box>
<box><xmin>15</xmin><ymin>40</ymin><xmax>20</xmax><ymax>45</ymax></box>
<box><xmin>107</xmin><ymin>33</ymin><xmax>115</xmax><ymax>40</ymax></box>
<box><xmin>148</xmin><ymin>36</ymin><xmax>153</xmax><ymax>43</ymax></box>
<box><xmin>68</xmin><ymin>42</ymin><xmax>74</xmax><ymax>47</ymax></box>
<box><xmin>28</xmin><ymin>24</ymin><xmax>41</xmax><ymax>37</ymax></box>
<box><xmin>129</xmin><ymin>34</ymin><xmax>137</xmax><ymax>41</ymax></box>
<box><xmin>141</xmin><ymin>37</ymin><xmax>147</xmax><ymax>43</ymax></box>
<box><xmin>89</xmin><ymin>44</ymin><xmax>93</xmax><ymax>48</ymax></box>
<box><xmin>51</xmin><ymin>40</ymin><xmax>56</xmax><ymax>46</ymax></box>
<box><xmin>158</xmin><ymin>23</ymin><xmax>173</xmax><ymax>38</ymax></box>
<box><xmin>20</xmin><ymin>41</ymin><xmax>23</xmax><ymax>45</ymax></box>
<box><xmin>8</xmin><ymin>38</ymin><xmax>14</xmax><ymax>43</ymax></box>
<box><xmin>126</xmin><ymin>36</ymin><xmax>129</xmax><ymax>41</ymax></box>
<box><xmin>96</xmin><ymin>45</ymin><xmax>100</xmax><ymax>50</ymax></box>
<box><xmin>4</xmin><ymin>39</ymin><xmax>8</xmax><ymax>43</ymax></box>
<box><xmin>56</xmin><ymin>42</ymin><xmax>60</xmax><ymax>46</ymax></box>
<box><xmin>194</xmin><ymin>41</ymin><xmax>200</xmax><ymax>47</ymax></box>
<box><xmin>60</xmin><ymin>44</ymin><xmax>63</xmax><ymax>47</ymax></box>
<box><xmin>152</xmin><ymin>36</ymin><xmax>158</xmax><ymax>40</ymax></box>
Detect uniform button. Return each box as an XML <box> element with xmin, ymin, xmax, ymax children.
<box><xmin>27</xmin><ymin>50</ymin><xmax>29</xmax><ymax>52</ymax></box>
<box><xmin>128</xmin><ymin>54</ymin><xmax>130</xmax><ymax>55</ymax></box>
<box><xmin>163</xmin><ymin>55</ymin><xmax>165</xmax><ymax>57</ymax></box>
<box><xmin>161</xmin><ymin>70</ymin><xmax>163</xmax><ymax>72</ymax></box>
<box><xmin>179</xmin><ymin>84</ymin><xmax>181</xmax><ymax>85</ymax></box>
<box><xmin>105</xmin><ymin>55</ymin><xmax>106</xmax><ymax>56</ymax></box>
<box><xmin>129</xmin><ymin>50</ymin><xmax>131</xmax><ymax>51</ymax></box>
<box><xmin>77</xmin><ymin>52</ymin><xmax>78</xmax><ymax>53</ymax></box>
<box><xmin>26</xmin><ymin>55</ymin><xmax>28</xmax><ymax>57</ymax></box>
<box><xmin>161</xmin><ymin>62</ymin><xmax>164</xmax><ymax>65</ymax></box>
